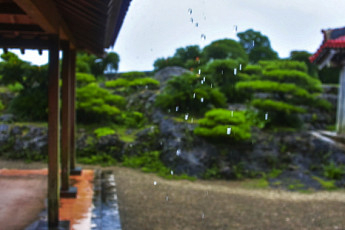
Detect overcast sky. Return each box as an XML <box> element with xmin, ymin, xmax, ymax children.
<box><xmin>3</xmin><ymin>0</ymin><xmax>345</xmax><ymax>72</ymax></box>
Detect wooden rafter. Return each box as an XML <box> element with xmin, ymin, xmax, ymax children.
<box><xmin>12</xmin><ymin>0</ymin><xmax>75</xmax><ymax>48</ymax></box>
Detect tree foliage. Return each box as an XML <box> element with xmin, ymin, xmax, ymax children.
<box><xmin>237</xmin><ymin>29</ymin><xmax>278</xmax><ymax>63</ymax></box>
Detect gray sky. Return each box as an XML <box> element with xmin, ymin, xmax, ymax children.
<box><xmin>3</xmin><ymin>0</ymin><xmax>345</xmax><ymax>72</ymax></box>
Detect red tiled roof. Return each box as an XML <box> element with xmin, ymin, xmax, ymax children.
<box><xmin>310</xmin><ymin>27</ymin><xmax>345</xmax><ymax>64</ymax></box>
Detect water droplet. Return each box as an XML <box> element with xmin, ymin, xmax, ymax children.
<box><xmin>227</xmin><ymin>127</ymin><xmax>232</xmax><ymax>135</ymax></box>
<box><xmin>166</xmin><ymin>196</ymin><xmax>169</xmax><ymax>201</ymax></box>
<box><xmin>201</xmin><ymin>80</ymin><xmax>204</xmax><ymax>84</ymax></box>
<box><xmin>210</xmin><ymin>83</ymin><xmax>213</xmax><ymax>88</ymax></box>
<box><xmin>265</xmin><ymin>113</ymin><xmax>268</xmax><ymax>120</ymax></box>
<box><xmin>221</xmin><ymin>70</ymin><xmax>224</xmax><ymax>75</ymax></box>
<box><xmin>252</xmin><ymin>40</ymin><xmax>255</xmax><ymax>47</ymax></box>
<box><xmin>185</xmin><ymin>114</ymin><xmax>189</xmax><ymax>120</ymax></box>
<box><xmin>239</xmin><ymin>64</ymin><xmax>242</xmax><ymax>71</ymax></box>
<box><xmin>176</xmin><ymin>106</ymin><xmax>179</xmax><ymax>112</ymax></box>
<box><xmin>198</xmin><ymin>69</ymin><xmax>202</xmax><ymax>75</ymax></box>
<box><xmin>233</xmin><ymin>25</ymin><xmax>238</xmax><ymax>32</ymax></box>
<box><xmin>200</xmin><ymin>97</ymin><xmax>204</xmax><ymax>103</ymax></box>
<box><xmin>188</xmin><ymin>8</ymin><xmax>193</xmax><ymax>15</ymax></box>
<box><xmin>195</xmin><ymin>22</ymin><xmax>199</xmax><ymax>27</ymax></box>
<box><xmin>153</xmin><ymin>181</ymin><xmax>157</xmax><ymax>185</ymax></box>
<box><xmin>190</xmin><ymin>18</ymin><xmax>194</xmax><ymax>23</ymax></box>
<box><xmin>234</xmin><ymin>68</ymin><xmax>237</xmax><ymax>75</ymax></box>
<box><xmin>203</xmin><ymin>77</ymin><xmax>205</xmax><ymax>81</ymax></box>
<box><xmin>193</xmin><ymin>93</ymin><xmax>196</xmax><ymax>98</ymax></box>
<box><xmin>171</xmin><ymin>170</ymin><xmax>174</xmax><ymax>175</ymax></box>
<box><xmin>176</xmin><ymin>149</ymin><xmax>181</xmax><ymax>156</ymax></box>
<box><xmin>201</xmin><ymin>34</ymin><xmax>206</xmax><ymax>41</ymax></box>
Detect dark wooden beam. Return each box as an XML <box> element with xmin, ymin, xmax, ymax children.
<box><xmin>61</xmin><ymin>44</ymin><xmax>71</xmax><ymax>192</ymax></box>
<box><xmin>47</xmin><ymin>34</ymin><xmax>60</xmax><ymax>227</ymax></box>
<box><xmin>13</xmin><ymin>0</ymin><xmax>76</xmax><ymax>47</ymax></box>
<box><xmin>0</xmin><ymin>36</ymin><xmax>50</xmax><ymax>49</ymax></box>
<box><xmin>0</xmin><ymin>2</ymin><xmax>26</xmax><ymax>14</ymax></box>
<box><xmin>0</xmin><ymin>23</ymin><xmax>44</xmax><ymax>32</ymax></box>
<box><xmin>69</xmin><ymin>49</ymin><xmax>77</xmax><ymax>171</ymax></box>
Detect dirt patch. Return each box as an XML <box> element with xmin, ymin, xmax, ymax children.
<box><xmin>113</xmin><ymin>166</ymin><xmax>345</xmax><ymax>230</ymax></box>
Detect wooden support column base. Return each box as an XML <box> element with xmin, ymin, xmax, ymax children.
<box><xmin>60</xmin><ymin>186</ymin><xmax>77</xmax><ymax>198</ymax></box>
<box><xmin>26</xmin><ymin>220</ymin><xmax>70</xmax><ymax>230</ymax></box>
<box><xmin>70</xmin><ymin>167</ymin><xmax>82</xmax><ymax>175</ymax></box>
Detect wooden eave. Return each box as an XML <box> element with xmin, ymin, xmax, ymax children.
<box><xmin>0</xmin><ymin>0</ymin><xmax>132</xmax><ymax>56</ymax></box>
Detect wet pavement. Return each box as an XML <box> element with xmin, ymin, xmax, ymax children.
<box><xmin>0</xmin><ymin>168</ymin><xmax>123</xmax><ymax>230</ymax></box>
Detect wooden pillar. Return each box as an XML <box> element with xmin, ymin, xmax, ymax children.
<box><xmin>61</xmin><ymin>44</ymin><xmax>71</xmax><ymax>191</ymax></box>
<box><xmin>337</xmin><ymin>66</ymin><xmax>345</xmax><ymax>135</ymax></box>
<box><xmin>47</xmin><ymin>34</ymin><xmax>60</xmax><ymax>227</ymax></box>
<box><xmin>70</xmin><ymin>49</ymin><xmax>77</xmax><ymax>171</ymax></box>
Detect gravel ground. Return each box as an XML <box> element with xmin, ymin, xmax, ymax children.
<box><xmin>1</xmin><ymin>160</ymin><xmax>344</xmax><ymax>230</ymax></box>
<box><xmin>112</xmin><ymin>166</ymin><xmax>345</xmax><ymax>230</ymax></box>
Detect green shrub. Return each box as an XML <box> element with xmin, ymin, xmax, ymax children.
<box><xmin>120</xmin><ymin>71</ymin><xmax>146</xmax><ymax>80</ymax></box>
<box><xmin>79</xmin><ymin>153</ymin><xmax>117</xmax><ymax>166</ymax></box>
<box><xmin>204</xmin><ymin>59</ymin><xmax>249</xmax><ymax>102</ymax></box>
<box><xmin>105</xmin><ymin>78</ymin><xmax>129</xmax><ymax>88</ymax></box>
<box><xmin>155</xmin><ymin>73</ymin><xmax>227</xmax><ymax>114</ymax></box>
<box><xmin>323</xmin><ymin>162</ymin><xmax>345</xmax><ymax>180</ymax></box>
<box><xmin>7</xmin><ymin>82</ymin><xmax>24</xmax><ymax>93</ymax></box>
<box><xmin>128</xmin><ymin>77</ymin><xmax>160</xmax><ymax>89</ymax></box>
<box><xmin>0</xmin><ymin>100</ymin><xmax>4</xmax><ymax>111</ymax></box>
<box><xmin>94</xmin><ymin>127</ymin><xmax>116</xmax><ymax>138</ymax></box>
<box><xmin>120</xmin><ymin>111</ymin><xmax>145</xmax><ymax>128</ymax></box>
<box><xmin>194</xmin><ymin>109</ymin><xmax>251</xmax><ymax>141</ymax></box>
<box><xmin>76</xmin><ymin>72</ymin><xmax>96</xmax><ymax>86</ymax></box>
<box><xmin>76</xmin><ymin>83</ymin><xmax>125</xmax><ymax>123</ymax></box>
<box><xmin>243</xmin><ymin>65</ymin><xmax>262</xmax><ymax>75</ymax></box>
<box><xmin>236</xmin><ymin>60</ymin><xmax>326</xmax><ymax>127</ymax></box>
<box><xmin>312</xmin><ymin>176</ymin><xmax>337</xmax><ymax>190</ymax></box>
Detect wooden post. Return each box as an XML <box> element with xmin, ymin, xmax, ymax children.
<box><xmin>47</xmin><ymin>34</ymin><xmax>60</xmax><ymax>227</ymax></box>
<box><xmin>337</xmin><ymin>66</ymin><xmax>345</xmax><ymax>135</ymax></box>
<box><xmin>70</xmin><ymin>49</ymin><xmax>78</xmax><ymax>171</ymax></box>
<box><xmin>61</xmin><ymin>44</ymin><xmax>71</xmax><ymax>191</ymax></box>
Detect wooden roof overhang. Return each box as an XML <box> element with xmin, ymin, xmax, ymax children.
<box><xmin>310</xmin><ymin>27</ymin><xmax>345</xmax><ymax>69</ymax></box>
<box><xmin>0</xmin><ymin>0</ymin><xmax>131</xmax><ymax>56</ymax></box>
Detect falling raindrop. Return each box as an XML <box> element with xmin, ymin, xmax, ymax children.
<box><xmin>210</xmin><ymin>83</ymin><xmax>213</xmax><ymax>88</ymax></box>
<box><xmin>166</xmin><ymin>196</ymin><xmax>169</xmax><ymax>201</ymax></box>
<box><xmin>203</xmin><ymin>77</ymin><xmax>205</xmax><ymax>81</ymax></box>
<box><xmin>191</xmin><ymin>18</ymin><xmax>194</xmax><ymax>23</ymax></box>
<box><xmin>227</xmin><ymin>127</ymin><xmax>232</xmax><ymax>135</ymax></box>
<box><xmin>154</xmin><ymin>181</ymin><xmax>157</xmax><ymax>186</ymax></box>
<box><xmin>234</xmin><ymin>68</ymin><xmax>237</xmax><ymax>75</ymax></box>
<box><xmin>201</xmin><ymin>80</ymin><xmax>204</xmax><ymax>84</ymax></box>
<box><xmin>231</xmin><ymin>111</ymin><xmax>234</xmax><ymax>117</ymax></box>
<box><xmin>160</xmin><ymin>141</ymin><xmax>163</xmax><ymax>146</ymax></box>
<box><xmin>188</xmin><ymin>8</ymin><xmax>193</xmax><ymax>15</ymax></box>
<box><xmin>200</xmin><ymin>97</ymin><xmax>204</xmax><ymax>103</ymax></box>
<box><xmin>221</xmin><ymin>70</ymin><xmax>224</xmax><ymax>75</ymax></box>
<box><xmin>176</xmin><ymin>106</ymin><xmax>179</xmax><ymax>112</ymax></box>
<box><xmin>193</xmin><ymin>93</ymin><xmax>196</xmax><ymax>98</ymax></box>
<box><xmin>145</xmin><ymin>85</ymin><xmax>148</xmax><ymax>89</ymax></box>
<box><xmin>201</xmin><ymin>212</ymin><xmax>205</xmax><ymax>219</ymax></box>
<box><xmin>198</xmin><ymin>69</ymin><xmax>201</xmax><ymax>75</ymax></box>
<box><xmin>185</xmin><ymin>114</ymin><xmax>189</xmax><ymax>120</ymax></box>
<box><xmin>252</xmin><ymin>40</ymin><xmax>255</xmax><ymax>47</ymax></box>
<box><xmin>201</xmin><ymin>34</ymin><xmax>206</xmax><ymax>41</ymax></box>
<box><xmin>176</xmin><ymin>149</ymin><xmax>181</xmax><ymax>156</ymax></box>
<box><xmin>239</xmin><ymin>64</ymin><xmax>242</xmax><ymax>71</ymax></box>
<box><xmin>265</xmin><ymin>113</ymin><xmax>268</xmax><ymax>120</ymax></box>
<box><xmin>171</xmin><ymin>170</ymin><xmax>174</xmax><ymax>175</ymax></box>
<box><xmin>233</xmin><ymin>25</ymin><xmax>238</xmax><ymax>32</ymax></box>
<box><xmin>195</xmin><ymin>22</ymin><xmax>199</xmax><ymax>27</ymax></box>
